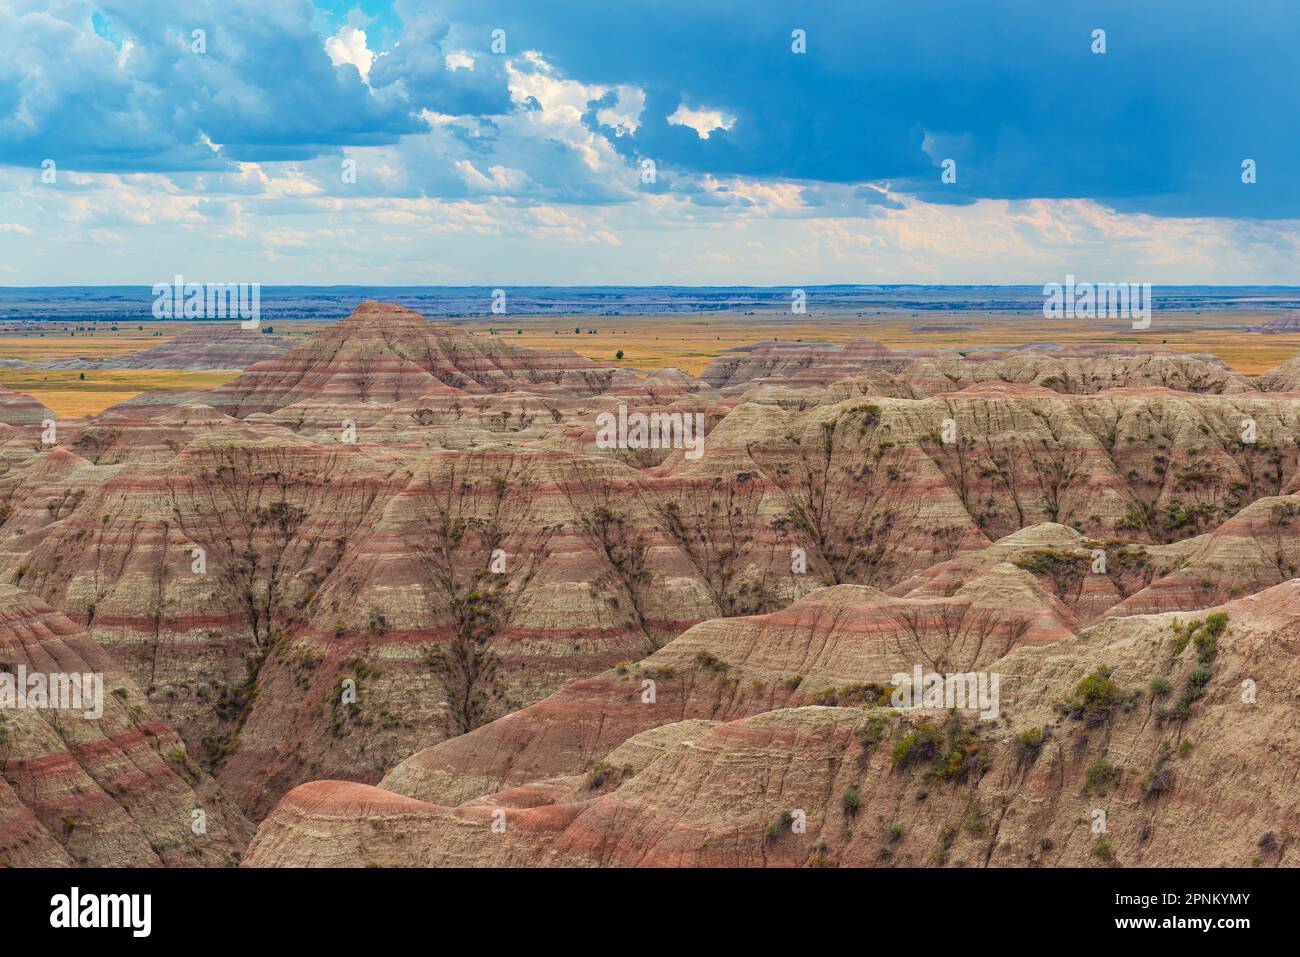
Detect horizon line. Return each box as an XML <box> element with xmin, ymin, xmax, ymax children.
<box><xmin>4</xmin><ymin>283</ymin><xmax>1300</xmax><ymax>292</ymax></box>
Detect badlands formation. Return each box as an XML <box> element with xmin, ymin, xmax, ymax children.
<box><xmin>1</xmin><ymin>302</ymin><xmax>1297</xmax><ymax>867</ymax></box>
<box><xmin>45</xmin><ymin>327</ymin><xmax>291</xmax><ymax>371</ymax></box>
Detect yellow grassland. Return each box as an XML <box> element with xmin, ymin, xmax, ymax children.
<box><xmin>462</xmin><ymin>309</ymin><xmax>1300</xmax><ymax>376</ymax></box>
<box><xmin>0</xmin><ymin>370</ymin><xmax>239</xmax><ymax>417</ymax></box>
<box><xmin>0</xmin><ymin>310</ymin><xmax>1294</xmax><ymax>415</ymax></box>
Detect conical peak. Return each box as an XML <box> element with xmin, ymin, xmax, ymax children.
<box><xmin>340</xmin><ymin>301</ymin><xmax>433</xmax><ymax>326</ymax></box>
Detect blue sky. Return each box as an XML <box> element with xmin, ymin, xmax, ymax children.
<box><xmin>1</xmin><ymin>0</ymin><xmax>1297</xmax><ymax>285</ymax></box>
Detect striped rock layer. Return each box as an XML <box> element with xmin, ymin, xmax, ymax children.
<box><xmin>46</xmin><ymin>327</ymin><xmax>290</xmax><ymax>371</ymax></box>
<box><xmin>0</xmin><ymin>585</ymin><xmax>249</xmax><ymax>866</ymax></box>
<box><xmin>247</xmin><ymin>578</ymin><xmax>1300</xmax><ymax>868</ymax></box>
<box><xmin>1</xmin><ymin>301</ymin><xmax>1300</xmax><ymax>865</ymax></box>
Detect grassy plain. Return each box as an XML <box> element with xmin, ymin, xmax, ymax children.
<box><xmin>0</xmin><ymin>370</ymin><xmax>240</xmax><ymax>416</ymax></box>
<box><xmin>460</xmin><ymin>309</ymin><xmax>1300</xmax><ymax>376</ymax></box>
<box><xmin>0</xmin><ymin>309</ymin><xmax>1294</xmax><ymax>415</ymax></box>
<box><xmin>0</xmin><ymin>322</ymin><xmax>311</xmax><ymax>414</ymax></box>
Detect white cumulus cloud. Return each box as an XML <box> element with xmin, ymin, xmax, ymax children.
<box><xmin>325</xmin><ymin>26</ymin><xmax>375</xmax><ymax>81</ymax></box>
<box><xmin>667</xmin><ymin>104</ymin><xmax>736</xmax><ymax>139</ymax></box>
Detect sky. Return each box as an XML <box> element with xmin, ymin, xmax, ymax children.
<box><xmin>1</xmin><ymin>0</ymin><xmax>1297</xmax><ymax>286</ymax></box>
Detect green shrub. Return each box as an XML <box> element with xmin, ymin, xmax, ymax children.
<box><xmin>1148</xmin><ymin>675</ymin><xmax>1172</xmax><ymax>696</ymax></box>
<box><xmin>1195</xmin><ymin>612</ymin><xmax>1227</xmax><ymax>662</ymax></box>
<box><xmin>1176</xmin><ymin>665</ymin><xmax>1213</xmax><ymax>716</ymax></box>
<box><xmin>932</xmin><ymin>825</ymin><xmax>958</xmax><ymax>865</ymax></box>
<box><xmin>812</xmin><ymin>682</ymin><xmax>895</xmax><ymax>708</ymax></box>
<box><xmin>1015</xmin><ymin>726</ymin><xmax>1045</xmax><ymax>763</ymax></box>
<box><xmin>693</xmin><ymin>650</ymin><xmax>730</xmax><ymax>673</ymax></box>
<box><xmin>891</xmin><ymin>714</ymin><xmax>988</xmax><ymax>782</ymax></box>
<box><xmin>1172</xmin><ymin>613</ymin><xmax>1227</xmax><ymax>664</ymax></box>
<box><xmin>841</xmin><ymin>786</ymin><xmax>862</xmax><ymax>816</ymax></box>
<box><xmin>586</xmin><ymin>761</ymin><xmax>629</xmax><ymax>790</ymax></box>
<box><xmin>1062</xmin><ymin>666</ymin><xmax>1124</xmax><ymax>724</ymax></box>
<box><xmin>891</xmin><ymin>722</ymin><xmax>942</xmax><ymax>767</ymax></box>
<box><xmin>1084</xmin><ymin>758</ymin><xmax>1120</xmax><ymax>795</ymax></box>
<box><xmin>1172</xmin><ymin>618</ymin><xmax>1199</xmax><ymax>655</ymax></box>
<box><xmin>857</xmin><ymin>716</ymin><xmax>888</xmax><ymax>750</ymax></box>
<box><xmin>1013</xmin><ymin>548</ymin><xmax>1087</xmax><ymax>576</ymax></box>
<box><xmin>934</xmin><ymin>716</ymin><xmax>989</xmax><ymax>781</ymax></box>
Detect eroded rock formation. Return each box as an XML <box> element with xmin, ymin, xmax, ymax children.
<box><xmin>3</xmin><ymin>302</ymin><xmax>1298</xmax><ymax>867</ymax></box>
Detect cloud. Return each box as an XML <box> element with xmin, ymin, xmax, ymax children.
<box><xmin>436</xmin><ymin>0</ymin><xmax>1300</xmax><ymax>219</ymax></box>
<box><xmin>366</xmin><ymin>2</ymin><xmax>513</xmax><ymax>116</ymax></box>
<box><xmin>591</xmin><ymin>88</ymin><xmax>646</xmax><ymax>136</ymax></box>
<box><xmin>0</xmin><ymin>0</ymin><xmax>420</xmax><ymax>172</ymax></box>
<box><xmin>453</xmin><ymin>159</ymin><xmax>529</xmax><ymax>194</ymax></box>
<box><xmin>2</xmin><ymin>0</ymin><xmax>1298</xmax><ymax>285</ymax></box>
<box><xmin>325</xmin><ymin>26</ymin><xmax>375</xmax><ymax>81</ymax></box>
<box><xmin>667</xmin><ymin>105</ymin><xmax>735</xmax><ymax>140</ymax></box>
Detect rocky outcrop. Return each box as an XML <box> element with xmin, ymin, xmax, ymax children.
<box><xmin>371</xmin><ymin>567</ymin><xmax>1069</xmax><ymax>807</ymax></box>
<box><xmin>1108</xmin><ymin>493</ymin><xmax>1300</xmax><ymax>616</ymax></box>
<box><xmin>204</xmin><ymin>302</ymin><xmax>625</xmax><ymax>421</ymax></box>
<box><xmin>0</xmin><ymin>585</ymin><xmax>250</xmax><ymax>866</ymax></box>
<box><xmin>3</xmin><ymin>302</ymin><xmax>1300</xmax><ymax>867</ymax></box>
<box><xmin>703</xmin><ymin>343</ymin><xmax>1254</xmax><ymax>397</ymax></box>
<box><xmin>0</xmin><ymin>384</ymin><xmax>54</xmax><ymax>429</ymax></box>
<box><xmin>247</xmin><ymin>579</ymin><xmax>1300</xmax><ymax>868</ymax></box>
<box><xmin>46</xmin><ymin>328</ymin><xmax>291</xmax><ymax>371</ymax></box>
<box><xmin>702</xmin><ymin>339</ymin><xmax>907</xmax><ymax>391</ymax></box>
<box><xmin>888</xmin><ymin>523</ymin><xmax>1185</xmax><ymax>623</ymax></box>
<box><xmin>1256</xmin><ymin>351</ymin><xmax>1300</xmax><ymax>391</ymax></box>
